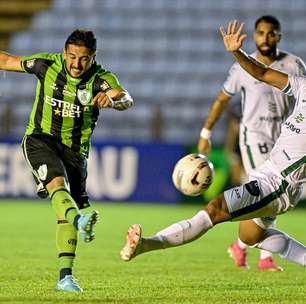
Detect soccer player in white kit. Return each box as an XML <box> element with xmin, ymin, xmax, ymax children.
<box><xmin>198</xmin><ymin>15</ymin><xmax>306</xmax><ymax>271</ymax></box>
<box><xmin>120</xmin><ymin>21</ymin><xmax>306</xmax><ymax>273</ymax></box>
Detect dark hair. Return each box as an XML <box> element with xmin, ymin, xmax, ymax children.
<box><xmin>65</xmin><ymin>29</ymin><xmax>97</xmax><ymax>53</ymax></box>
<box><xmin>255</xmin><ymin>15</ymin><xmax>281</xmax><ymax>32</ymax></box>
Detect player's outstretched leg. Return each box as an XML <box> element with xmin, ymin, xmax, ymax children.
<box><xmin>120</xmin><ymin>194</ymin><xmax>231</xmax><ymax>261</ymax></box>
<box><xmin>77</xmin><ymin>210</ymin><xmax>100</xmax><ymax>242</ymax></box>
<box><xmin>49</xmin><ymin>186</ymin><xmax>100</xmax><ymax>242</ymax></box>
<box><xmin>120</xmin><ymin>209</ymin><xmax>218</xmax><ymax>261</ymax></box>
<box><xmin>228</xmin><ymin>239</ymin><xmax>249</xmax><ymax>269</ymax></box>
<box><xmin>120</xmin><ymin>224</ymin><xmax>143</xmax><ymax>261</ymax></box>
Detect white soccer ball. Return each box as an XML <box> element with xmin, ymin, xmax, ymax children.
<box><xmin>172</xmin><ymin>153</ymin><xmax>214</xmax><ymax>196</ymax></box>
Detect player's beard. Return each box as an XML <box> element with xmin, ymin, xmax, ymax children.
<box><xmin>256</xmin><ymin>44</ymin><xmax>277</xmax><ymax>57</ymax></box>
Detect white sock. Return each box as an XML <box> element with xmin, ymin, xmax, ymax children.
<box><xmin>256</xmin><ymin>228</ymin><xmax>306</xmax><ymax>266</ymax></box>
<box><xmin>259</xmin><ymin>249</ymin><xmax>273</xmax><ymax>260</ymax></box>
<box><xmin>237</xmin><ymin>238</ymin><xmax>248</xmax><ymax>250</ymax></box>
<box><xmin>141</xmin><ymin>210</ymin><xmax>213</xmax><ymax>253</ymax></box>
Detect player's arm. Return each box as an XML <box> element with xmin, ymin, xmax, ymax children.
<box><xmin>198</xmin><ymin>91</ymin><xmax>231</xmax><ymax>154</ymax></box>
<box><xmin>220</xmin><ymin>20</ymin><xmax>288</xmax><ymax>91</ymax></box>
<box><xmin>108</xmin><ymin>88</ymin><xmax>133</xmax><ymax>110</ymax></box>
<box><xmin>93</xmin><ymin>87</ymin><xmax>133</xmax><ymax>110</ymax></box>
<box><xmin>0</xmin><ymin>51</ymin><xmax>23</xmax><ymax>72</ymax></box>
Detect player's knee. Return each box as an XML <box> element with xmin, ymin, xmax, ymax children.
<box><xmin>47</xmin><ymin>176</ymin><xmax>67</xmax><ymax>193</ymax></box>
<box><xmin>238</xmin><ymin>220</ymin><xmax>268</xmax><ymax>246</ymax></box>
<box><xmin>239</xmin><ymin>234</ymin><xmax>258</xmax><ymax>246</ymax></box>
<box><xmin>205</xmin><ymin>193</ymin><xmax>231</xmax><ymax>225</ymax></box>
<box><xmin>256</xmin><ymin>229</ymin><xmax>289</xmax><ymax>254</ymax></box>
<box><xmin>239</xmin><ymin>228</ymin><xmax>264</xmax><ymax>246</ymax></box>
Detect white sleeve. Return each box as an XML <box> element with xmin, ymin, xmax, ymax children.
<box><xmin>222</xmin><ymin>63</ymin><xmax>241</xmax><ymax>96</ymax></box>
<box><xmin>295</xmin><ymin>57</ymin><xmax>306</xmax><ymax>76</ymax></box>
<box><xmin>282</xmin><ymin>75</ymin><xmax>305</xmax><ymax>97</ymax></box>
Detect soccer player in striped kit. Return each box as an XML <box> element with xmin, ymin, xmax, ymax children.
<box><xmin>0</xmin><ymin>29</ymin><xmax>133</xmax><ymax>292</ymax></box>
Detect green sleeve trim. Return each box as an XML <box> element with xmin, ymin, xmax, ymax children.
<box><xmin>281</xmin><ymin>155</ymin><xmax>306</xmax><ymax>177</ymax></box>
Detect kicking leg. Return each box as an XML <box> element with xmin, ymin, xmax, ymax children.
<box><xmin>120</xmin><ymin>193</ymin><xmax>231</xmax><ymax>261</ymax></box>
<box><xmin>48</xmin><ymin>177</ymin><xmax>99</xmax><ymax>243</ymax></box>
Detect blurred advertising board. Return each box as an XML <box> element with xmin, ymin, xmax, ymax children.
<box><xmin>0</xmin><ymin>140</ymin><xmax>185</xmax><ymax>203</ymax></box>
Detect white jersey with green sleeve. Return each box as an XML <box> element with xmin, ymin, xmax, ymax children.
<box><xmin>269</xmin><ymin>75</ymin><xmax>306</xmax><ymax>186</ymax></box>
<box><xmin>222</xmin><ymin>51</ymin><xmax>306</xmax><ymax>173</ymax></box>
<box><xmin>223</xmin><ymin>51</ymin><xmax>306</xmax><ymax>141</ymax></box>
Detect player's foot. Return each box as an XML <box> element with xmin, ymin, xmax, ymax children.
<box><xmin>258</xmin><ymin>257</ymin><xmax>283</xmax><ymax>272</ymax></box>
<box><xmin>227</xmin><ymin>241</ymin><xmax>249</xmax><ymax>269</ymax></box>
<box><xmin>120</xmin><ymin>224</ymin><xmax>142</xmax><ymax>261</ymax></box>
<box><xmin>78</xmin><ymin>210</ymin><xmax>99</xmax><ymax>242</ymax></box>
<box><xmin>55</xmin><ymin>275</ymin><xmax>83</xmax><ymax>292</ymax></box>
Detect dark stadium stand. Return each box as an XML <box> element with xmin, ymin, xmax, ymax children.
<box><xmin>0</xmin><ymin>0</ymin><xmax>51</xmax><ymax>49</ymax></box>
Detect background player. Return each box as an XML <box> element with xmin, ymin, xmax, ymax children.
<box><xmin>198</xmin><ymin>15</ymin><xmax>306</xmax><ymax>271</ymax></box>
<box><xmin>0</xmin><ymin>29</ymin><xmax>133</xmax><ymax>292</ymax></box>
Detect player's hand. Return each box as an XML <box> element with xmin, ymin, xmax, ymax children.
<box><xmin>198</xmin><ymin>137</ymin><xmax>212</xmax><ymax>155</ymax></box>
<box><xmin>220</xmin><ymin>20</ymin><xmax>247</xmax><ymax>52</ymax></box>
<box><xmin>92</xmin><ymin>92</ymin><xmax>114</xmax><ymax>109</ymax></box>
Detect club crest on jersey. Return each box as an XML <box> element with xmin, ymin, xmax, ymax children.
<box><xmin>37</xmin><ymin>164</ymin><xmax>48</xmax><ymax>181</ymax></box>
<box><xmin>77</xmin><ymin>89</ymin><xmax>92</xmax><ymax>105</ymax></box>
<box><xmin>26</xmin><ymin>59</ymin><xmax>35</xmax><ymax>68</ymax></box>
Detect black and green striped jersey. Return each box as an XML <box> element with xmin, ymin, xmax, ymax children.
<box><xmin>21</xmin><ymin>52</ymin><xmax>123</xmax><ymax>156</ymax></box>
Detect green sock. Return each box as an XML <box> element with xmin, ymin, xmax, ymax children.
<box><xmin>56</xmin><ymin>221</ymin><xmax>77</xmax><ymax>278</ymax></box>
<box><xmin>50</xmin><ymin>187</ymin><xmax>80</xmax><ymax>225</ymax></box>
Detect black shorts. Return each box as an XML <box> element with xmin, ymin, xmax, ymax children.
<box><xmin>22</xmin><ymin>134</ymin><xmax>90</xmax><ymax>209</ymax></box>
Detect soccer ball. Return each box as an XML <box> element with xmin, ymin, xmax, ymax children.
<box><xmin>172</xmin><ymin>153</ymin><xmax>214</xmax><ymax>196</ymax></box>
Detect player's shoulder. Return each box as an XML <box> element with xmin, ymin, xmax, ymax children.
<box><xmin>22</xmin><ymin>52</ymin><xmax>61</xmax><ymax>72</ymax></box>
<box><xmin>227</xmin><ymin>61</ymin><xmax>242</xmax><ymax>76</ymax></box>
<box><xmin>94</xmin><ymin>63</ymin><xmax>112</xmax><ymax>76</ymax></box>
<box><xmin>22</xmin><ymin>52</ymin><xmax>59</xmax><ymax>62</ymax></box>
<box><xmin>92</xmin><ymin>63</ymin><xmax>121</xmax><ymax>90</ymax></box>
<box><xmin>278</xmin><ymin>50</ymin><xmax>305</xmax><ymax>66</ymax></box>
<box><xmin>94</xmin><ymin>63</ymin><xmax>119</xmax><ymax>82</ymax></box>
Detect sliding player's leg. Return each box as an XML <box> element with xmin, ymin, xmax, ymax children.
<box><xmin>120</xmin><ymin>172</ymin><xmax>302</xmax><ymax>264</ymax></box>
<box><xmin>120</xmin><ymin>192</ymin><xmax>231</xmax><ymax>261</ymax></box>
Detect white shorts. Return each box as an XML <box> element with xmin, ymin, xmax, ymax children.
<box><xmin>224</xmin><ymin>160</ymin><xmax>302</xmax><ymax>229</ymax></box>
<box><xmin>239</xmin><ymin>128</ymin><xmax>274</xmax><ymax>175</ymax></box>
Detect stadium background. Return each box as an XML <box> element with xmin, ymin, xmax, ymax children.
<box><xmin>0</xmin><ymin>0</ymin><xmax>306</xmax><ymax>203</ymax></box>
<box><xmin>1</xmin><ymin>1</ymin><xmax>306</xmax><ymax>303</ymax></box>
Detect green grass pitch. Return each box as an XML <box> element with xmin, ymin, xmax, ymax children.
<box><xmin>0</xmin><ymin>200</ymin><xmax>306</xmax><ymax>303</ymax></box>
